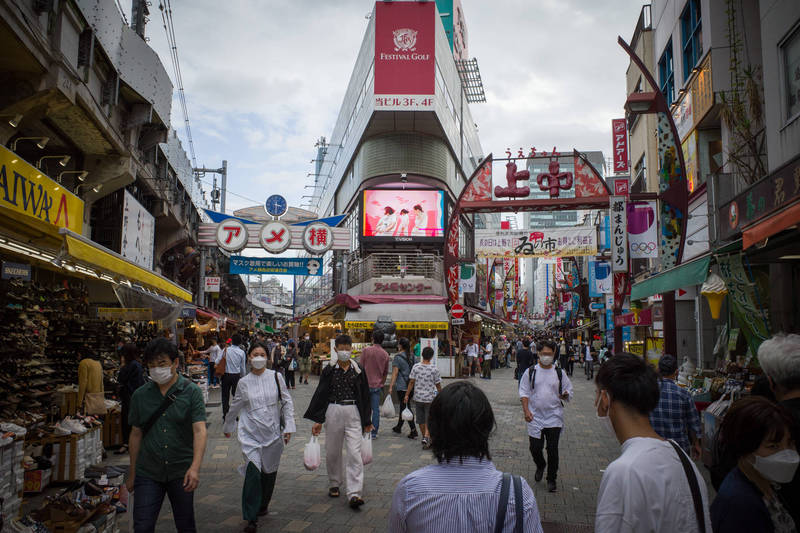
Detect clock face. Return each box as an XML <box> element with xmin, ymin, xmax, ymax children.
<box><xmin>265</xmin><ymin>195</ymin><xmax>288</xmax><ymax>217</ymax></box>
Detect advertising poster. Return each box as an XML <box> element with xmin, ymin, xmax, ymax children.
<box><xmin>627</xmin><ymin>201</ymin><xmax>658</xmax><ymax>259</ymax></box>
<box><xmin>121</xmin><ymin>190</ymin><xmax>155</xmax><ymax>270</ymax></box>
<box><xmin>374</xmin><ymin>1</ymin><xmax>435</xmax><ymax>110</ymax></box>
<box><xmin>475</xmin><ymin>227</ymin><xmax>596</xmax><ymax>258</ymax></box>
<box><xmin>362</xmin><ymin>189</ymin><xmax>444</xmax><ymax>240</ymax></box>
<box><xmin>459</xmin><ymin>263</ymin><xmax>476</xmax><ymax>293</ymax></box>
<box><xmin>610</xmin><ymin>196</ymin><xmax>628</xmax><ymax>272</ymax></box>
<box><xmin>612</xmin><ymin>118</ymin><xmax>629</xmax><ymax>173</ymax></box>
<box><xmin>589</xmin><ymin>260</ymin><xmax>612</xmax><ymax>297</ymax></box>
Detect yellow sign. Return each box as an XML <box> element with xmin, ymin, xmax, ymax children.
<box><xmin>396</xmin><ymin>321</ymin><xmax>449</xmax><ymax>330</ymax></box>
<box><xmin>691</xmin><ymin>54</ymin><xmax>713</xmax><ymax>124</ymax></box>
<box><xmin>345</xmin><ymin>321</ymin><xmax>375</xmax><ymax>329</ymax></box>
<box><xmin>0</xmin><ymin>146</ymin><xmax>84</xmax><ymax>234</ymax></box>
<box><xmin>97</xmin><ymin>307</ymin><xmax>153</xmax><ymax>321</ymax></box>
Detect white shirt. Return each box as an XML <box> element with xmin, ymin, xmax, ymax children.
<box><xmin>208</xmin><ymin>345</ymin><xmax>223</xmax><ymax>364</ymax></box>
<box><xmin>518</xmin><ymin>364</ymin><xmax>573</xmax><ymax>438</ymax></box>
<box><xmin>483</xmin><ymin>343</ymin><xmax>493</xmax><ymax>360</ymax></box>
<box><xmin>595</xmin><ymin>437</ymin><xmax>711</xmax><ymax>533</ymax></box>
<box><xmin>225</xmin><ymin>345</ymin><xmax>247</xmax><ymax>376</ymax></box>
<box><xmin>466</xmin><ymin>344</ymin><xmax>479</xmax><ymax>358</ymax></box>
<box><xmin>584</xmin><ymin>346</ymin><xmax>593</xmax><ymax>361</ymax></box>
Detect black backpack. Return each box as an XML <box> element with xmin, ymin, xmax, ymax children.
<box><xmin>529</xmin><ymin>366</ymin><xmax>563</xmax><ymax>396</ymax></box>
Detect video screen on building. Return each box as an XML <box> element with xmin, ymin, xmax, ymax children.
<box><xmin>362</xmin><ymin>189</ymin><xmax>445</xmax><ymax>241</ymax></box>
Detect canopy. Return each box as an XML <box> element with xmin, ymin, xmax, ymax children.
<box><xmin>743</xmin><ymin>201</ymin><xmax>800</xmax><ymax>249</ymax></box>
<box><xmin>344</xmin><ymin>302</ymin><xmax>448</xmax><ymax>330</ymax></box>
<box><xmin>630</xmin><ymin>255</ymin><xmax>711</xmax><ymax>301</ymax></box>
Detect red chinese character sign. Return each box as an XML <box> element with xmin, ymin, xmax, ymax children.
<box><xmin>537</xmin><ymin>157</ymin><xmax>573</xmax><ymax>198</ymax></box>
<box><xmin>259</xmin><ymin>221</ymin><xmax>291</xmax><ymax>253</ymax></box>
<box><xmin>612</xmin><ymin>119</ymin><xmax>629</xmax><ymax>173</ymax></box>
<box><xmin>302</xmin><ymin>222</ymin><xmax>334</xmax><ymax>255</ymax></box>
<box><xmin>494</xmin><ymin>150</ymin><xmax>530</xmax><ymax>199</ymax></box>
<box><xmin>215</xmin><ymin>219</ymin><xmax>249</xmax><ymax>252</ymax></box>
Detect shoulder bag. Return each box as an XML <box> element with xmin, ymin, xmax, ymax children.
<box><xmin>214</xmin><ymin>347</ymin><xmax>228</xmax><ymax>377</ymax></box>
<box><xmin>668</xmin><ymin>440</ymin><xmax>707</xmax><ymax>533</ymax></box>
<box><xmin>140</xmin><ymin>385</ymin><xmax>190</xmax><ymax>438</ymax></box>
<box><xmin>494</xmin><ymin>472</ymin><xmax>524</xmax><ymax>533</ymax></box>
<box><xmin>273</xmin><ymin>370</ymin><xmax>286</xmax><ymax>432</ymax></box>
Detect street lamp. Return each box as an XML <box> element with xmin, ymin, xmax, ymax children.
<box><xmin>37</xmin><ymin>155</ymin><xmax>70</xmax><ymax>169</ymax></box>
<box><xmin>10</xmin><ymin>136</ymin><xmax>49</xmax><ymax>151</ymax></box>
<box><xmin>58</xmin><ymin>170</ymin><xmax>88</xmax><ymax>183</ymax></box>
<box><xmin>0</xmin><ymin>114</ymin><xmax>23</xmax><ymax>128</ymax></box>
<box><xmin>75</xmin><ymin>183</ymin><xmax>103</xmax><ymax>195</ymax></box>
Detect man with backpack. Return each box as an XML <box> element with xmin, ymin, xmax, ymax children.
<box><xmin>518</xmin><ymin>339</ymin><xmax>573</xmax><ymax>493</ymax></box>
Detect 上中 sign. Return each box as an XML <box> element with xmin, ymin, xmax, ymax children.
<box><xmin>475</xmin><ymin>227</ymin><xmax>597</xmax><ymax>258</ymax></box>
<box><xmin>204</xmin><ymin>276</ymin><xmax>221</xmax><ymax>293</ymax></box>
<box><xmin>610</xmin><ymin>196</ymin><xmax>628</xmax><ymax>272</ymax></box>
<box><xmin>302</xmin><ymin>222</ymin><xmax>334</xmax><ymax>254</ymax></box>
<box><xmin>612</xmin><ymin>119</ymin><xmax>629</xmax><ymax>173</ymax></box>
<box><xmin>230</xmin><ymin>256</ymin><xmax>323</xmax><ymax>276</ymax></box>
<box><xmin>259</xmin><ymin>221</ymin><xmax>292</xmax><ymax>254</ymax></box>
<box><xmin>215</xmin><ymin>219</ymin><xmax>249</xmax><ymax>252</ymax></box>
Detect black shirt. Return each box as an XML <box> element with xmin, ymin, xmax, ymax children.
<box><xmin>330</xmin><ymin>365</ymin><xmax>358</xmax><ymax>403</ymax></box>
<box><xmin>516</xmin><ymin>349</ymin><xmax>533</xmax><ymax>373</ymax></box>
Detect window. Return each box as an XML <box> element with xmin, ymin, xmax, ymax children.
<box><xmin>659</xmin><ymin>41</ymin><xmax>675</xmax><ymax>106</ymax></box>
<box><xmin>783</xmin><ymin>25</ymin><xmax>800</xmax><ymax>120</ymax></box>
<box><xmin>680</xmin><ymin>0</ymin><xmax>702</xmax><ymax>80</ymax></box>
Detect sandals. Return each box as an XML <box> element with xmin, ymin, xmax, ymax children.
<box><xmin>328</xmin><ymin>487</ymin><xmax>340</xmax><ymax>498</ymax></box>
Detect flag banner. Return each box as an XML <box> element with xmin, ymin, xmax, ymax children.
<box><xmin>476</xmin><ymin>227</ymin><xmax>596</xmax><ymax>258</ymax></box>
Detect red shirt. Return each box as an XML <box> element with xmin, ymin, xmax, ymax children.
<box><xmin>360</xmin><ymin>344</ymin><xmax>390</xmax><ymax>388</ymax></box>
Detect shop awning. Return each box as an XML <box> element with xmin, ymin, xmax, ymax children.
<box><xmin>60</xmin><ymin>229</ymin><xmax>192</xmax><ymax>302</ymax></box>
<box><xmin>344</xmin><ymin>302</ymin><xmax>449</xmax><ymax>330</ymax></box>
<box><xmin>630</xmin><ymin>255</ymin><xmax>711</xmax><ymax>301</ymax></box>
<box><xmin>743</xmin><ymin>201</ymin><xmax>800</xmax><ymax>249</ymax></box>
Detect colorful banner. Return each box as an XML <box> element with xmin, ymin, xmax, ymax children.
<box><xmin>230</xmin><ymin>256</ymin><xmax>323</xmax><ymax>276</ymax></box>
<box><xmin>683</xmin><ymin>131</ymin><xmax>698</xmax><ymax>193</ymax></box>
<box><xmin>459</xmin><ymin>263</ymin><xmax>476</xmax><ymax>293</ymax></box>
<box><xmin>612</xmin><ymin>118</ymin><xmax>629</xmax><ymax>173</ymax></box>
<box><xmin>374</xmin><ymin>1</ymin><xmax>435</xmax><ymax>110</ymax></box>
<box><xmin>627</xmin><ymin>201</ymin><xmax>658</xmax><ymax>259</ymax></box>
<box><xmin>615</xmin><ymin>308</ymin><xmax>653</xmax><ymax>326</ymax></box>
<box><xmin>717</xmin><ymin>254</ymin><xmax>770</xmax><ymax>355</ymax></box>
<box><xmin>589</xmin><ymin>260</ymin><xmax>612</xmax><ymax>297</ymax></box>
<box><xmin>610</xmin><ymin>196</ymin><xmax>628</xmax><ymax>272</ymax></box>
<box><xmin>475</xmin><ymin>227</ymin><xmax>596</xmax><ymax>258</ymax></box>
<box><xmin>0</xmin><ymin>145</ymin><xmax>84</xmax><ymax>235</ymax></box>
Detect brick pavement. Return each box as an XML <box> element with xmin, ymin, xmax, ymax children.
<box><xmin>113</xmin><ymin>366</ymin><xmax>619</xmax><ymax>532</ymax></box>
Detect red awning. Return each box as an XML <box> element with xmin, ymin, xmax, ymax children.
<box><xmin>196</xmin><ymin>308</ymin><xmax>221</xmax><ymax>320</ymax></box>
<box><xmin>743</xmin><ymin>201</ymin><xmax>800</xmax><ymax>249</ymax></box>
<box><xmin>357</xmin><ymin>294</ymin><xmax>447</xmax><ymax>304</ymax></box>
<box><xmin>334</xmin><ymin>293</ymin><xmax>361</xmax><ymax>310</ymax></box>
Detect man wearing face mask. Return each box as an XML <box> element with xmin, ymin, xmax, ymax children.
<box><xmin>594</xmin><ymin>353</ymin><xmax>711</xmax><ymax>533</ymax></box>
<box><xmin>304</xmin><ymin>334</ymin><xmax>373</xmax><ymax>510</ymax></box>
<box><xmin>518</xmin><ymin>339</ymin><xmax>573</xmax><ymax>493</ymax></box>
<box><xmin>126</xmin><ymin>338</ymin><xmax>208</xmax><ymax>533</ymax></box>
<box><xmin>222</xmin><ymin>334</ymin><xmax>248</xmax><ymax>421</ymax></box>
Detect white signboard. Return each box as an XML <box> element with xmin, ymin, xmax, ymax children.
<box><xmin>475</xmin><ymin>228</ymin><xmax>597</xmax><ymax>258</ymax></box>
<box><xmin>610</xmin><ymin>196</ymin><xmax>628</xmax><ymax>272</ymax></box>
<box><xmin>204</xmin><ymin>276</ymin><xmax>221</xmax><ymax>293</ymax></box>
<box><xmin>627</xmin><ymin>201</ymin><xmax>658</xmax><ymax>259</ymax></box>
<box><xmin>121</xmin><ymin>190</ymin><xmax>155</xmax><ymax>269</ymax></box>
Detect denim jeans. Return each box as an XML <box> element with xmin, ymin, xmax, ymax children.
<box><xmin>369</xmin><ymin>387</ymin><xmax>382</xmax><ymax>435</ymax></box>
<box><xmin>133</xmin><ymin>474</ymin><xmax>196</xmax><ymax>533</ymax></box>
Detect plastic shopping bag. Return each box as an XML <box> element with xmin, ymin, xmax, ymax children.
<box><xmin>303</xmin><ymin>436</ymin><xmax>321</xmax><ymax>471</ymax></box>
<box><xmin>380</xmin><ymin>395</ymin><xmax>395</xmax><ymax>418</ymax></box>
<box><xmin>401</xmin><ymin>407</ymin><xmax>414</xmax><ymax>421</ymax></box>
<box><xmin>361</xmin><ymin>433</ymin><xmax>373</xmax><ymax>465</ymax></box>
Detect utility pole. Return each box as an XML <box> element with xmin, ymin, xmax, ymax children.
<box><xmin>193</xmin><ymin>161</ymin><xmax>227</xmax><ymax>213</ymax></box>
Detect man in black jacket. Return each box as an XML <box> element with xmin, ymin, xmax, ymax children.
<box><xmin>515</xmin><ymin>339</ymin><xmax>534</xmax><ymax>380</ymax></box>
<box><xmin>304</xmin><ymin>334</ymin><xmax>373</xmax><ymax>510</ymax></box>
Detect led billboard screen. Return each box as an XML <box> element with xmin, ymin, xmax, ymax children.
<box><xmin>362</xmin><ymin>189</ymin><xmax>445</xmax><ymax>241</ymax></box>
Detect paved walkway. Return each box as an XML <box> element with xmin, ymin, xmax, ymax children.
<box><xmin>114</xmin><ymin>366</ymin><xmax>619</xmax><ymax>532</ymax></box>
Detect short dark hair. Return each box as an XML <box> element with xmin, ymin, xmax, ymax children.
<box><xmin>144</xmin><ymin>337</ymin><xmax>178</xmax><ymax>364</ymax></box>
<box><xmin>413</xmin><ymin>204</ymin><xmax>422</xmax><ymax>211</ymax></box>
<box><xmin>522</xmin><ymin>339</ymin><xmax>531</xmax><ymax>348</ymax></box>
<box><xmin>248</xmin><ymin>342</ymin><xmax>269</xmax><ymax>355</ymax></box>
<box><xmin>334</xmin><ymin>334</ymin><xmax>352</xmax><ymax>348</ymax></box>
<box><xmin>717</xmin><ymin>396</ymin><xmax>794</xmax><ymax>464</ymax></box>
<box><xmin>538</xmin><ymin>340</ymin><xmax>556</xmax><ymax>352</ymax></box>
<box><xmin>422</xmin><ymin>346</ymin><xmax>434</xmax><ymax>360</ymax></box>
<box><xmin>372</xmin><ymin>330</ymin><xmax>385</xmax><ymax>345</ymax></box>
<box><xmin>231</xmin><ymin>333</ymin><xmax>242</xmax><ymax>346</ymax></box>
<box><xmin>399</xmin><ymin>337</ymin><xmax>410</xmax><ymax>352</ymax></box>
<box><xmin>429</xmin><ymin>381</ymin><xmax>494</xmax><ymax>463</ymax></box>
<box><xmin>658</xmin><ymin>354</ymin><xmax>678</xmax><ymax>376</ymax></box>
<box><xmin>595</xmin><ymin>353</ymin><xmax>660</xmax><ymax>415</ymax></box>
<box><xmin>120</xmin><ymin>343</ymin><xmax>140</xmax><ymax>363</ymax></box>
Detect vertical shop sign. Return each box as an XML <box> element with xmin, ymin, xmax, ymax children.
<box><xmin>122</xmin><ymin>190</ymin><xmax>155</xmax><ymax>269</ymax></box>
<box><xmin>374</xmin><ymin>1</ymin><xmax>435</xmax><ymax>110</ymax></box>
<box><xmin>589</xmin><ymin>260</ymin><xmax>612</xmax><ymax>297</ymax></box>
<box><xmin>610</xmin><ymin>196</ymin><xmax>628</xmax><ymax>272</ymax></box>
<box><xmin>683</xmin><ymin>131</ymin><xmax>699</xmax><ymax>193</ymax></box>
<box><xmin>612</xmin><ymin>119</ymin><xmax>629</xmax><ymax>173</ymax></box>
<box><xmin>627</xmin><ymin>201</ymin><xmax>658</xmax><ymax>259</ymax></box>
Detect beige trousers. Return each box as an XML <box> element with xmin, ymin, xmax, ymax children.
<box><xmin>324</xmin><ymin>403</ymin><xmax>364</xmax><ymax>498</ymax></box>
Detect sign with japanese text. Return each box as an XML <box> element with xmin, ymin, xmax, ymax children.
<box><xmin>259</xmin><ymin>221</ymin><xmax>292</xmax><ymax>253</ymax></box>
<box><xmin>627</xmin><ymin>201</ymin><xmax>658</xmax><ymax>259</ymax></box>
<box><xmin>612</xmin><ymin>119</ymin><xmax>629</xmax><ymax>173</ymax></box>
<box><xmin>672</xmin><ymin>90</ymin><xmax>693</xmax><ymax>141</ymax></box>
<box><xmin>302</xmin><ymin>222</ymin><xmax>334</xmax><ymax>254</ymax></box>
<box><xmin>459</xmin><ymin>263</ymin><xmax>476</xmax><ymax>293</ymax></box>
<box><xmin>692</xmin><ymin>55</ymin><xmax>714</xmax><ymax>124</ymax></box>
<box><xmin>0</xmin><ymin>145</ymin><xmax>84</xmax><ymax>235</ymax></box>
<box><xmin>121</xmin><ymin>190</ymin><xmax>155</xmax><ymax>270</ymax></box>
<box><xmin>610</xmin><ymin>196</ymin><xmax>628</xmax><ymax>272</ymax></box>
<box><xmin>230</xmin><ymin>256</ymin><xmax>323</xmax><ymax>276</ymax></box>
<box><xmin>588</xmin><ymin>260</ymin><xmax>612</xmax><ymax>297</ymax></box>
<box><xmin>374</xmin><ymin>1</ymin><xmax>435</xmax><ymax>110</ymax></box>
<box><xmin>614</xmin><ymin>308</ymin><xmax>653</xmax><ymax>327</ymax></box>
<box><xmin>475</xmin><ymin>227</ymin><xmax>597</xmax><ymax>258</ymax></box>
<box><xmin>614</xmin><ymin>177</ymin><xmax>630</xmax><ymax>196</ymax></box>
<box><xmin>683</xmin><ymin>131</ymin><xmax>699</xmax><ymax>193</ymax></box>
<box><xmin>215</xmin><ymin>219</ymin><xmax>249</xmax><ymax>252</ymax></box>
<box><xmin>204</xmin><ymin>276</ymin><xmax>221</xmax><ymax>293</ymax></box>
<box><xmin>370</xmin><ymin>279</ymin><xmax>435</xmax><ymax>295</ymax></box>
<box><xmin>1</xmin><ymin>261</ymin><xmax>31</xmax><ymax>280</ymax></box>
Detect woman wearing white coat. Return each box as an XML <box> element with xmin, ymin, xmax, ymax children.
<box><xmin>224</xmin><ymin>343</ymin><xmax>296</xmax><ymax>533</ymax></box>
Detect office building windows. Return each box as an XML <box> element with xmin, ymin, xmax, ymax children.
<box><xmin>680</xmin><ymin>0</ymin><xmax>702</xmax><ymax>80</ymax></box>
<box><xmin>659</xmin><ymin>41</ymin><xmax>675</xmax><ymax>107</ymax></box>
<box><xmin>783</xmin><ymin>25</ymin><xmax>800</xmax><ymax>120</ymax></box>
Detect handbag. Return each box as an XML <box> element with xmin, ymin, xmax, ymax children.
<box><xmin>273</xmin><ymin>370</ymin><xmax>286</xmax><ymax>432</ymax></box>
<box><xmin>214</xmin><ymin>347</ymin><xmax>228</xmax><ymax>377</ymax></box>
<box><xmin>84</xmin><ymin>392</ymin><xmax>107</xmax><ymax>415</ymax></box>
<box><xmin>140</xmin><ymin>385</ymin><xmax>189</xmax><ymax>437</ymax></box>
<box><xmin>668</xmin><ymin>440</ymin><xmax>707</xmax><ymax>533</ymax></box>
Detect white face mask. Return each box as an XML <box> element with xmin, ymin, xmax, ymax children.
<box><xmin>752</xmin><ymin>449</ymin><xmax>800</xmax><ymax>484</ymax></box>
<box><xmin>337</xmin><ymin>350</ymin><xmax>352</xmax><ymax>360</ymax></box>
<box><xmin>150</xmin><ymin>366</ymin><xmax>173</xmax><ymax>385</ymax></box>
<box><xmin>539</xmin><ymin>355</ymin><xmax>554</xmax><ymax>366</ymax></box>
<box><xmin>595</xmin><ymin>391</ymin><xmax>616</xmax><ymax>439</ymax></box>
<box><xmin>250</xmin><ymin>356</ymin><xmax>267</xmax><ymax>370</ymax></box>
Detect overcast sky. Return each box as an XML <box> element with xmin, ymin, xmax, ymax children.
<box><xmin>127</xmin><ymin>0</ymin><xmax>642</xmax><ymax>214</ymax></box>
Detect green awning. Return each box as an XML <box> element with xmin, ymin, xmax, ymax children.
<box><xmin>630</xmin><ymin>255</ymin><xmax>711</xmax><ymax>301</ymax></box>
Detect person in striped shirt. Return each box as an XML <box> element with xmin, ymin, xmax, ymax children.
<box><xmin>389</xmin><ymin>381</ymin><xmax>543</xmax><ymax>532</ymax></box>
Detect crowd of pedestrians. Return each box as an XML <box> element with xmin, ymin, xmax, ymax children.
<box><xmin>117</xmin><ymin>328</ymin><xmax>800</xmax><ymax>532</ymax></box>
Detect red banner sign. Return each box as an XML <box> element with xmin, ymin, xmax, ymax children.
<box><xmin>614</xmin><ymin>308</ymin><xmax>652</xmax><ymax>326</ymax></box>
<box><xmin>612</xmin><ymin>119</ymin><xmax>629</xmax><ymax>173</ymax></box>
<box><xmin>374</xmin><ymin>2</ymin><xmax>435</xmax><ymax>109</ymax></box>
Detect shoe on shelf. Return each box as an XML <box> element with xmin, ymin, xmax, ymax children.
<box><xmin>349</xmin><ymin>496</ymin><xmax>365</xmax><ymax>510</ymax></box>
<box><xmin>547</xmin><ymin>480</ymin><xmax>557</xmax><ymax>492</ymax></box>
<box><xmin>534</xmin><ymin>467</ymin><xmax>545</xmax><ymax>482</ymax></box>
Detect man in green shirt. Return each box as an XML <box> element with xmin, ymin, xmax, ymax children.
<box><xmin>126</xmin><ymin>338</ymin><xmax>207</xmax><ymax>533</ymax></box>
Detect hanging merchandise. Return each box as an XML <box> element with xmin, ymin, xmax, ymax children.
<box><xmin>716</xmin><ymin>254</ymin><xmax>770</xmax><ymax>355</ymax></box>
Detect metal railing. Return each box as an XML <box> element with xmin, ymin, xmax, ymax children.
<box><xmin>348</xmin><ymin>253</ymin><xmax>443</xmax><ymax>288</ymax></box>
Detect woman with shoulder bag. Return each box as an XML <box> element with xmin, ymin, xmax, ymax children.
<box><xmin>224</xmin><ymin>343</ymin><xmax>296</xmax><ymax>533</ymax></box>
<box><xmin>283</xmin><ymin>340</ymin><xmax>298</xmax><ymax>389</ymax></box>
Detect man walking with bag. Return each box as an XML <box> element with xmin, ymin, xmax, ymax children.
<box><xmin>297</xmin><ymin>333</ymin><xmax>313</xmax><ymax>385</ymax></box>
<box><xmin>126</xmin><ymin>338</ymin><xmax>207</xmax><ymax>533</ymax></box>
<box><xmin>360</xmin><ymin>330</ymin><xmax>390</xmax><ymax>440</ymax></box>
<box><xmin>222</xmin><ymin>334</ymin><xmax>247</xmax><ymax>421</ymax></box>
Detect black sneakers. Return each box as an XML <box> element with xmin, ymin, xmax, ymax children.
<box><xmin>547</xmin><ymin>480</ymin><xmax>557</xmax><ymax>492</ymax></box>
<box><xmin>534</xmin><ymin>467</ymin><xmax>545</xmax><ymax>482</ymax></box>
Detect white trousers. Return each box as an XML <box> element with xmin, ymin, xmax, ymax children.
<box><xmin>324</xmin><ymin>403</ymin><xmax>363</xmax><ymax>498</ymax></box>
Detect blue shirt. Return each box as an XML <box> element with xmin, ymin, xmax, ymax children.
<box><xmin>224</xmin><ymin>345</ymin><xmax>247</xmax><ymax>376</ymax></box>
<box><xmin>649</xmin><ymin>378</ymin><xmax>702</xmax><ymax>453</ymax></box>
<box><xmin>389</xmin><ymin>457</ymin><xmax>543</xmax><ymax>532</ymax></box>
<box><xmin>711</xmin><ymin>467</ymin><xmax>774</xmax><ymax>533</ymax></box>
<box><xmin>392</xmin><ymin>352</ymin><xmax>417</xmax><ymax>391</ymax></box>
